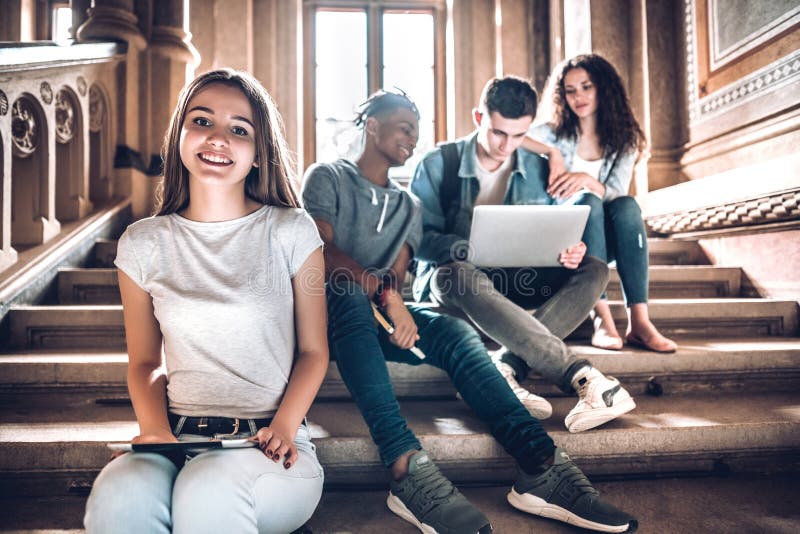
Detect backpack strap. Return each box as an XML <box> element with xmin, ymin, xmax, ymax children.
<box><xmin>438</xmin><ymin>142</ymin><xmax>461</xmax><ymax>233</ymax></box>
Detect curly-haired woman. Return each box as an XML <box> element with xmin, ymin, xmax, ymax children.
<box><xmin>524</xmin><ymin>53</ymin><xmax>677</xmax><ymax>353</ymax></box>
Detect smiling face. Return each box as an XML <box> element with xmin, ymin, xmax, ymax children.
<box><xmin>178</xmin><ymin>82</ymin><xmax>257</xmax><ymax>189</ymax></box>
<box><xmin>368</xmin><ymin>107</ymin><xmax>419</xmax><ymax>167</ymax></box>
<box><xmin>563</xmin><ymin>67</ymin><xmax>598</xmax><ymax>120</ymax></box>
<box><xmin>474</xmin><ymin>110</ymin><xmax>533</xmax><ymax>168</ymax></box>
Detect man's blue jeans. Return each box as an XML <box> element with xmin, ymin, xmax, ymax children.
<box><xmin>326</xmin><ymin>280</ymin><xmax>556</xmax><ymax>474</ymax></box>
<box><xmin>576</xmin><ymin>194</ymin><xmax>649</xmax><ymax>305</ymax></box>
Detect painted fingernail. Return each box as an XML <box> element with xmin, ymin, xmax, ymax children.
<box><xmin>273</xmin><ymin>453</ymin><xmax>280</xmax><ymax>460</ymax></box>
<box><xmin>284</xmin><ymin>462</ymin><xmax>291</xmax><ymax>469</ymax></box>
<box><xmin>266</xmin><ymin>449</ymin><xmax>272</xmax><ymax>455</ymax></box>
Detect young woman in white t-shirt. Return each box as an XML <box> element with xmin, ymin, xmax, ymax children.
<box><xmin>523</xmin><ymin>54</ymin><xmax>677</xmax><ymax>353</ymax></box>
<box><xmin>84</xmin><ymin>69</ymin><xmax>328</xmax><ymax>533</ymax></box>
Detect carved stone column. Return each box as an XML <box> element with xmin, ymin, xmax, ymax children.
<box><xmin>453</xmin><ymin>0</ymin><xmax>496</xmax><ymax>137</ymax></box>
<box><xmin>0</xmin><ymin>90</ymin><xmax>17</xmax><ymax>271</ymax></box>
<box><xmin>77</xmin><ymin>0</ymin><xmax>149</xmax><ymax>216</ymax></box>
<box><xmin>143</xmin><ymin>0</ymin><xmax>199</xmax><ymax>217</ymax></box>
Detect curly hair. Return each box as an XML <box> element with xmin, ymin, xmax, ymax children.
<box><xmin>541</xmin><ymin>54</ymin><xmax>647</xmax><ymax>157</ymax></box>
<box><xmin>157</xmin><ymin>68</ymin><xmax>300</xmax><ymax>216</ymax></box>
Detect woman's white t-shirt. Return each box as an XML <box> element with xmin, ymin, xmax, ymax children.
<box><xmin>114</xmin><ymin>205</ymin><xmax>322</xmax><ymax>419</ymax></box>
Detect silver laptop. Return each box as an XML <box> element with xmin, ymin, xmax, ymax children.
<box><xmin>467</xmin><ymin>205</ymin><xmax>590</xmax><ymax>267</ymax></box>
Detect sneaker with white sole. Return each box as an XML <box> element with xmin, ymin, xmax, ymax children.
<box><xmin>507</xmin><ymin>447</ymin><xmax>637</xmax><ymax>533</ymax></box>
<box><xmin>565</xmin><ymin>367</ymin><xmax>635</xmax><ymax>432</ymax></box>
<box><xmin>495</xmin><ymin>360</ymin><xmax>553</xmax><ymax>420</ymax></box>
<box><xmin>387</xmin><ymin>451</ymin><xmax>492</xmax><ymax>534</ymax></box>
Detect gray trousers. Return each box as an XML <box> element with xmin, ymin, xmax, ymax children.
<box><xmin>430</xmin><ymin>256</ymin><xmax>608</xmax><ymax>391</ymax></box>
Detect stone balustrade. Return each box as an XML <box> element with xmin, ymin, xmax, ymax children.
<box><xmin>0</xmin><ymin>42</ymin><xmax>124</xmax><ymax>273</ymax></box>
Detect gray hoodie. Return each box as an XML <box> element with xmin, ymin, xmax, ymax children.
<box><xmin>302</xmin><ymin>159</ymin><xmax>422</xmax><ymax>274</ymax></box>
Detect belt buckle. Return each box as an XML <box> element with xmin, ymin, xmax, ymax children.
<box><xmin>213</xmin><ymin>417</ymin><xmax>240</xmax><ymax>438</ymax></box>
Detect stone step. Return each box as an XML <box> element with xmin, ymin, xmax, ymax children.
<box><xmin>53</xmin><ymin>264</ymin><xmax>743</xmax><ymax>305</ymax></box>
<box><xmin>645</xmin><ymin>239</ymin><xmax>710</xmax><ymax>265</ymax></box>
<box><xmin>606</xmin><ymin>265</ymin><xmax>742</xmax><ymax>299</ymax></box>
<box><xmin>3</xmin><ymin>338</ymin><xmax>799</xmax><ymax>399</ymax></box>
<box><xmin>1</xmin><ymin>392</ymin><xmax>798</xmax><ymax>496</ymax></box>
<box><xmin>2</xmin><ymin>473</ymin><xmax>798</xmax><ymax>533</ymax></box>
<box><xmin>4</xmin><ymin>298</ymin><xmax>797</xmax><ymax>351</ymax></box>
<box><xmin>89</xmin><ymin>239</ymin><xmax>117</xmax><ymax>269</ymax></box>
<box><xmin>2</xmin><ymin>306</ymin><xmax>124</xmax><ymax>351</ymax></box>
<box><xmin>56</xmin><ymin>269</ymin><xmax>119</xmax><ymax>305</ymax></box>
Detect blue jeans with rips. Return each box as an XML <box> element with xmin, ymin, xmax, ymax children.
<box><xmin>326</xmin><ymin>279</ymin><xmax>556</xmax><ymax>474</ymax></box>
<box><xmin>575</xmin><ymin>194</ymin><xmax>649</xmax><ymax>305</ymax></box>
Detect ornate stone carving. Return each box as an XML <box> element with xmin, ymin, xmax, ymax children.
<box><xmin>0</xmin><ymin>90</ymin><xmax>8</xmax><ymax>115</ymax></box>
<box><xmin>11</xmin><ymin>98</ymin><xmax>38</xmax><ymax>157</ymax></box>
<box><xmin>646</xmin><ymin>189</ymin><xmax>800</xmax><ymax>235</ymax></box>
<box><xmin>40</xmin><ymin>82</ymin><xmax>53</xmax><ymax>104</ymax></box>
<box><xmin>55</xmin><ymin>89</ymin><xmax>76</xmax><ymax>144</ymax></box>
<box><xmin>698</xmin><ymin>50</ymin><xmax>800</xmax><ymax>119</ymax></box>
<box><xmin>89</xmin><ymin>86</ymin><xmax>105</xmax><ymax>133</ymax></box>
<box><xmin>77</xmin><ymin>76</ymin><xmax>87</xmax><ymax>96</ymax></box>
<box><xmin>684</xmin><ymin>0</ymin><xmax>699</xmax><ymax>122</ymax></box>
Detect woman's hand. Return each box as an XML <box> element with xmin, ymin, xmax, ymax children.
<box><xmin>547</xmin><ymin>150</ymin><xmax>567</xmax><ymax>187</ymax></box>
<box><xmin>547</xmin><ymin>172</ymin><xmax>600</xmax><ymax>200</ymax></box>
<box><xmin>559</xmin><ymin>242</ymin><xmax>586</xmax><ymax>269</ymax></box>
<box><xmin>253</xmin><ymin>424</ymin><xmax>298</xmax><ymax>469</ymax></box>
<box><xmin>383</xmin><ymin>289</ymin><xmax>419</xmax><ymax>350</ymax></box>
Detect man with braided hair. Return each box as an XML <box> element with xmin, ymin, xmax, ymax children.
<box><xmin>302</xmin><ymin>90</ymin><xmax>637</xmax><ymax>534</ymax></box>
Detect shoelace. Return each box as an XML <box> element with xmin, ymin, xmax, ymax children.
<box><xmin>553</xmin><ymin>461</ymin><xmax>599</xmax><ymax>496</ymax></box>
<box><xmin>413</xmin><ymin>463</ymin><xmax>457</xmax><ymax>503</ymax></box>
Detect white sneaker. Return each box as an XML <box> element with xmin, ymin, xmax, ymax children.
<box><xmin>495</xmin><ymin>361</ymin><xmax>553</xmax><ymax>420</ymax></box>
<box><xmin>565</xmin><ymin>367</ymin><xmax>635</xmax><ymax>433</ymax></box>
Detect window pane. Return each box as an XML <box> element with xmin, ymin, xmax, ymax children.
<box><xmin>53</xmin><ymin>7</ymin><xmax>73</xmax><ymax>43</ymax></box>
<box><xmin>315</xmin><ymin>10</ymin><xmax>367</xmax><ymax>162</ymax></box>
<box><xmin>383</xmin><ymin>13</ymin><xmax>434</xmax><ymax>67</ymax></box>
<box><xmin>383</xmin><ymin>12</ymin><xmax>435</xmax><ymax>179</ymax></box>
<box><xmin>564</xmin><ymin>0</ymin><xmax>592</xmax><ymax>58</ymax></box>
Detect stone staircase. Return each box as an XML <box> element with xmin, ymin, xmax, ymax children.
<box><xmin>1</xmin><ymin>214</ymin><xmax>799</xmax><ymax>533</ymax></box>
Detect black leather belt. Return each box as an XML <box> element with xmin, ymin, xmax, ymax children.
<box><xmin>168</xmin><ymin>413</ymin><xmax>273</xmax><ymax>437</ymax></box>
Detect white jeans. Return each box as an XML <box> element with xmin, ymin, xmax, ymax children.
<box><xmin>84</xmin><ymin>425</ymin><xmax>323</xmax><ymax>534</ymax></box>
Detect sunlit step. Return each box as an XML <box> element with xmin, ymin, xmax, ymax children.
<box><xmin>1</xmin><ymin>392</ymin><xmax>798</xmax><ymax>495</ymax></box>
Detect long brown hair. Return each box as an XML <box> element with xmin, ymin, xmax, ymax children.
<box><xmin>540</xmin><ymin>54</ymin><xmax>647</xmax><ymax>158</ymax></box>
<box><xmin>156</xmin><ymin>69</ymin><xmax>300</xmax><ymax>215</ymax></box>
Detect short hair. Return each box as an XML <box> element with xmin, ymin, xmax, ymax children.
<box><xmin>354</xmin><ymin>89</ymin><xmax>420</xmax><ymax>127</ymax></box>
<box><xmin>479</xmin><ymin>76</ymin><xmax>538</xmax><ymax>119</ymax></box>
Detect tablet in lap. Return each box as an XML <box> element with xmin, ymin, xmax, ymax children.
<box><xmin>107</xmin><ymin>438</ymin><xmax>257</xmax><ymax>453</ymax></box>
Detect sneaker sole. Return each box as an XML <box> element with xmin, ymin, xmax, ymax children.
<box><xmin>522</xmin><ymin>399</ymin><xmax>553</xmax><ymax>420</ymax></box>
<box><xmin>507</xmin><ymin>489</ymin><xmax>636</xmax><ymax>533</ymax></box>
<box><xmin>565</xmin><ymin>396</ymin><xmax>637</xmax><ymax>433</ymax></box>
<box><xmin>387</xmin><ymin>491</ymin><xmax>438</xmax><ymax>534</ymax></box>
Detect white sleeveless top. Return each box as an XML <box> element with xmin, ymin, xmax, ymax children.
<box><xmin>571</xmin><ymin>153</ymin><xmax>604</xmax><ymax>180</ymax></box>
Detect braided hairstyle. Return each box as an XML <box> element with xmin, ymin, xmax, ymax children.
<box><xmin>542</xmin><ymin>54</ymin><xmax>647</xmax><ymax>157</ymax></box>
<box><xmin>354</xmin><ymin>88</ymin><xmax>419</xmax><ymax>127</ymax></box>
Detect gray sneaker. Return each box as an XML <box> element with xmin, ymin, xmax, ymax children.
<box><xmin>507</xmin><ymin>448</ymin><xmax>637</xmax><ymax>533</ymax></box>
<box><xmin>387</xmin><ymin>451</ymin><xmax>492</xmax><ymax>534</ymax></box>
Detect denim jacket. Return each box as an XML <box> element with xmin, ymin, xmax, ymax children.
<box><xmin>409</xmin><ymin>132</ymin><xmax>552</xmax><ymax>301</ymax></box>
<box><xmin>529</xmin><ymin>123</ymin><xmax>637</xmax><ymax>202</ymax></box>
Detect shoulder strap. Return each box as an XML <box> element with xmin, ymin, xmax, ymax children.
<box><xmin>438</xmin><ymin>142</ymin><xmax>461</xmax><ymax>229</ymax></box>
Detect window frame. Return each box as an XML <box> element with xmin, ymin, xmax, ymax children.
<box><xmin>302</xmin><ymin>0</ymin><xmax>447</xmax><ymax>169</ymax></box>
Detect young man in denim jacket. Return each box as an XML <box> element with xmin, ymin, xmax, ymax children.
<box><xmin>410</xmin><ymin>76</ymin><xmax>636</xmax><ymax>433</ymax></box>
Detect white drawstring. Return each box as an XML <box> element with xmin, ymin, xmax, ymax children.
<box><xmin>371</xmin><ymin>188</ymin><xmax>378</xmax><ymax>205</ymax></box>
<box><xmin>376</xmin><ymin>193</ymin><xmax>389</xmax><ymax>233</ymax></box>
